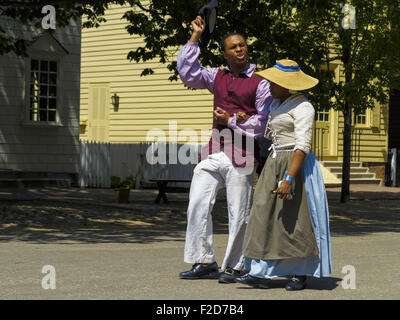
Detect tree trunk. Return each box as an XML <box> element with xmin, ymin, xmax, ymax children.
<box><xmin>341</xmin><ymin>102</ymin><xmax>352</xmax><ymax>203</ymax></box>
<box><xmin>340</xmin><ymin>29</ymin><xmax>353</xmax><ymax>203</ymax></box>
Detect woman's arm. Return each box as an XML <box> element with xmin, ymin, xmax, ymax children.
<box><xmin>274</xmin><ymin>100</ymin><xmax>315</xmax><ymax>200</ymax></box>
<box><xmin>274</xmin><ymin>149</ymin><xmax>306</xmax><ymax>200</ymax></box>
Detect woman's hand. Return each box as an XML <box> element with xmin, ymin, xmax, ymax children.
<box><xmin>236</xmin><ymin>112</ymin><xmax>250</xmax><ymax>123</ymax></box>
<box><xmin>273</xmin><ymin>149</ymin><xmax>307</xmax><ymax>200</ymax></box>
<box><xmin>273</xmin><ymin>180</ymin><xmax>292</xmax><ymax>200</ymax></box>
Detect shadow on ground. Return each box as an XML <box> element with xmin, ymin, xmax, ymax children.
<box><xmin>0</xmin><ymin>199</ymin><xmax>189</xmax><ymax>244</ymax></box>
<box><xmin>0</xmin><ymin>190</ymin><xmax>231</xmax><ymax>244</ymax></box>
<box><xmin>328</xmin><ymin>199</ymin><xmax>400</xmax><ymax>236</ymax></box>
<box><xmin>0</xmin><ymin>188</ymin><xmax>399</xmax><ymax>244</ymax></box>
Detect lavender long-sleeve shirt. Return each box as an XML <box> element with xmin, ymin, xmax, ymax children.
<box><xmin>177</xmin><ymin>41</ymin><xmax>272</xmax><ymax>138</ymax></box>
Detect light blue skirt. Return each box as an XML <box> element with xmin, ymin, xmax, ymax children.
<box><xmin>244</xmin><ymin>151</ymin><xmax>332</xmax><ymax>278</ymax></box>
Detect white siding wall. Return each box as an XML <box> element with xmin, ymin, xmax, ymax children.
<box><xmin>0</xmin><ymin>18</ymin><xmax>81</xmax><ymax>174</ymax></box>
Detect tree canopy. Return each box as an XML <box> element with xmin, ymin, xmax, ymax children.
<box><xmin>0</xmin><ymin>0</ymin><xmax>127</xmax><ymax>55</ymax></box>
<box><xmin>122</xmin><ymin>0</ymin><xmax>400</xmax><ymax>108</ymax></box>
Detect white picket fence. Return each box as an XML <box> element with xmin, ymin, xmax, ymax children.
<box><xmin>79</xmin><ymin>141</ymin><xmax>203</xmax><ymax>188</ymax></box>
<box><xmin>79</xmin><ymin>141</ymin><xmax>111</xmax><ymax>188</ymax></box>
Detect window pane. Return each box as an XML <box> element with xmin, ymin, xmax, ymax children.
<box><xmin>49</xmin><ymin>61</ymin><xmax>57</xmax><ymax>72</ymax></box>
<box><xmin>49</xmin><ymin>86</ymin><xmax>56</xmax><ymax>97</ymax></box>
<box><xmin>39</xmin><ymin>110</ymin><xmax>47</xmax><ymax>121</ymax></box>
<box><xmin>325</xmin><ymin>114</ymin><xmax>329</xmax><ymax>121</ymax></box>
<box><xmin>48</xmin><ymin>110</ymin><xmax>56</xmax><ymax>122</ymax></box>
<box><xmin>31</xmin><ymin>59</ymin><xmax>39</xmax><ymax>71</ymax></box>
<box><xmin>49</xmin><ymin>73</ymin><xmax>57</xmax><ymax>85</ymax></box>
<box><xmin>40</xmin><ymin>60</ymin><xmax>48</xmax><ymax>71</ymax></box>
<box><xmin>39</xmin><ymin>98</ymin><xmax>48</xmax><ymax>109</ymax></box>
<box><xmin>48</xmin><ymin>98</ymin><xmax>57</xmax><ymax>109</ymax></box>
<box><xmin>40</xmin><ymin>85</ymin><xmax>47</xmax><ymax>96</ymax></box>
<box><xmin>40</xmin><ymin>73</ymin><xmax>48</xmax><ymax>84</ymax></box>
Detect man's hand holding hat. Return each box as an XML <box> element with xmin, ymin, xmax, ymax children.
<box><xmin>190</xmin><ymin>16</ymin><xmax>205</xmax><ymax>43</ymax></box>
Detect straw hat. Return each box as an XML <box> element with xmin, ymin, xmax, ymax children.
<box><xmin>254</xmin><ymin>59</ymin><xmax>319</xmax><ymax>91</ymax></box>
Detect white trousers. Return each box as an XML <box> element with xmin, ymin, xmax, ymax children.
<box><xmin>184</xmin><ymin>152</ymin><xmax>254</xmax><ymax>271</ymax></box>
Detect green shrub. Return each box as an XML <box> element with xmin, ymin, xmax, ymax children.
<box><xmin>111</xmin><ymin>176</ymin><xmax>121</xmax><ymax>189</ymax></box>
<box><xmin>120</xmin><ymin>176</ymin><xmax>135</xmax><ymax>189</ymax></box>
<box><xmin>111</xmin><ymin>176</ymin><xmax>135</xmax><ymax>189</ymax></box>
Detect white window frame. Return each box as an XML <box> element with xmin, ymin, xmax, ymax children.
<box><xmin>23</xmin><ymin>52</ymin><xmax>64</xmax><ymax>127</ymax></box>
<box><xmin>352</xmin><ymin>109</ymin><xmax>371</xmax><ymax>128</ymax></box>
<box><xmin>315</xmin><ymin>108</ymin><xmax>331</xmax><ymax>122</ymax></box>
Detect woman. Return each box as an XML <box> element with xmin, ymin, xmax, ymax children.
<box><xmin>235</xmin><ymin>59</ymin><xmax>332</xmax><ymax>291</ymax></box>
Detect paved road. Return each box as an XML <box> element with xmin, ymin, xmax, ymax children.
<box><xmin>0</xmin><ymin>186</ymin><xmax>399</xmax><ymax>300</ymax></box>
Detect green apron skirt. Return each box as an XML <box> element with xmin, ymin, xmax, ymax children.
<box><xmin>243</xmin><ymin>151</ymin><xmax>319</xmax><ymax>260</ymax></box>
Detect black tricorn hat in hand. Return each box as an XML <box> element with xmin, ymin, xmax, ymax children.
<box><xmin>198</xmin><ymin>0</ymin><xmax>218</xmax><ymax>48</ymax></box>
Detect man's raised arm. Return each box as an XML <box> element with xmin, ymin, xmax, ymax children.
<box><xmin>177</xmin><ymin>16</ymin><xmax>219</xmax><ymax>93</ymax></box>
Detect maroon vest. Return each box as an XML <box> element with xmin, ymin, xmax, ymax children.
<box><xmin>200</xmin><ymin>69</ymin><xmax>262</xmax><ymax>167</ymax></box>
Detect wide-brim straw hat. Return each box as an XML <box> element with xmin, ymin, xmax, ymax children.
<box><xmin>254</xmin><ymin>59</ymin><xmax>319</xmax><ymax>91</ymax></box>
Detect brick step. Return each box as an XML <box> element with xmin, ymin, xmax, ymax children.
<box><xmin>329</xmin><ymin>167</ymin><xmax>369</xmax><ymax>174</ymax></box>
<box><xmin>348</xmin><ymin>178</ymin><xmax>382</xmax><ymax>185</ymax></box>
<box><xmin>0</xmin><ymin>178</ymin><xmax>71</xmax><ymax>188</ymax></box>
<box><xmin>319</xmin><ymin>161</ymin><xmax>383</xmax><ymax>186</ymax></box>
<box><xmin>321</xmin><ymin>161</ymin><xmax>362</xmax><ymax>168</ymax></box>
<box><xmin>335</xmin><ymin>173</ymin><xmax>376</xmax><ymax>179</ymax></box>
<box><xmin>0</xmin><ymin>170</ymin><xmax>21</xmax><ymax>179</ymax></box>
<box><xmin>0</xmin><ymin>171</ymin><xmax>57</xmax><ymax>179</ymax></box>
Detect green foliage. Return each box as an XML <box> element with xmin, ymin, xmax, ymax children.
<box><xmin>111</xmin><ymin>176</ymin><xmax>135</xmax><ymax>189</ymax></box>
<box><xmin>0</xmin><ymin>1</ymin><xmax>126</xmax><ymax>55</ymax></box>
<box><xmin>121</xmin><ymin>176</ymin><xmax>135</xmax><ymax>189</ymax></box>
<box><xmin>110</xmin><ymin>176</ymin><xmax>121</xmax><ymax>189</ymax></box>
<box><xmin>3</xmin><ymin>0</ymin><xmax>400</xmax><ymax>113</ymax></box>
<box><xmin>120</xmin><ymin>0</ymin><xmax>400</xmax><ymax>114</ymax></box>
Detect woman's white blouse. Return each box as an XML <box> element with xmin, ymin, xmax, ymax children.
<box><xmin>265</xmin><ymin>93</ymin><xmax>315</xmax><ymax>154</ymax></box>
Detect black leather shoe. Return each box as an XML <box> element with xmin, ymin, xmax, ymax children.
<box><xmin>234</xmin><ymin>274</ymin><xmax>270</xmax><ymax>289</ymax></box>
<box><xmin>179</xmin><ymin>262</ymin><xmax>219</xmax><ymax>279</ymax></box>
<box><xmin>285</xmin><ymin>276</ymin><xmax>307</xmax><ymax>291</ymax></box>
<box><xmin>218</xmin><ymin>267</ymin><xmax>242</xmax><ymax>284</ymax></box>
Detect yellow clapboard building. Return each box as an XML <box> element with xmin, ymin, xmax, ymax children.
<box><xmin>80</xmin><ymin>4</ymin><xmax>389</xmax><ymax>186</ymax></box>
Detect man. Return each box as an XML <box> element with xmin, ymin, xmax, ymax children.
<box><xmin>177</xmin><ymin>16</ymin><xmax>272</xmax><ymax>283</ymax></box>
